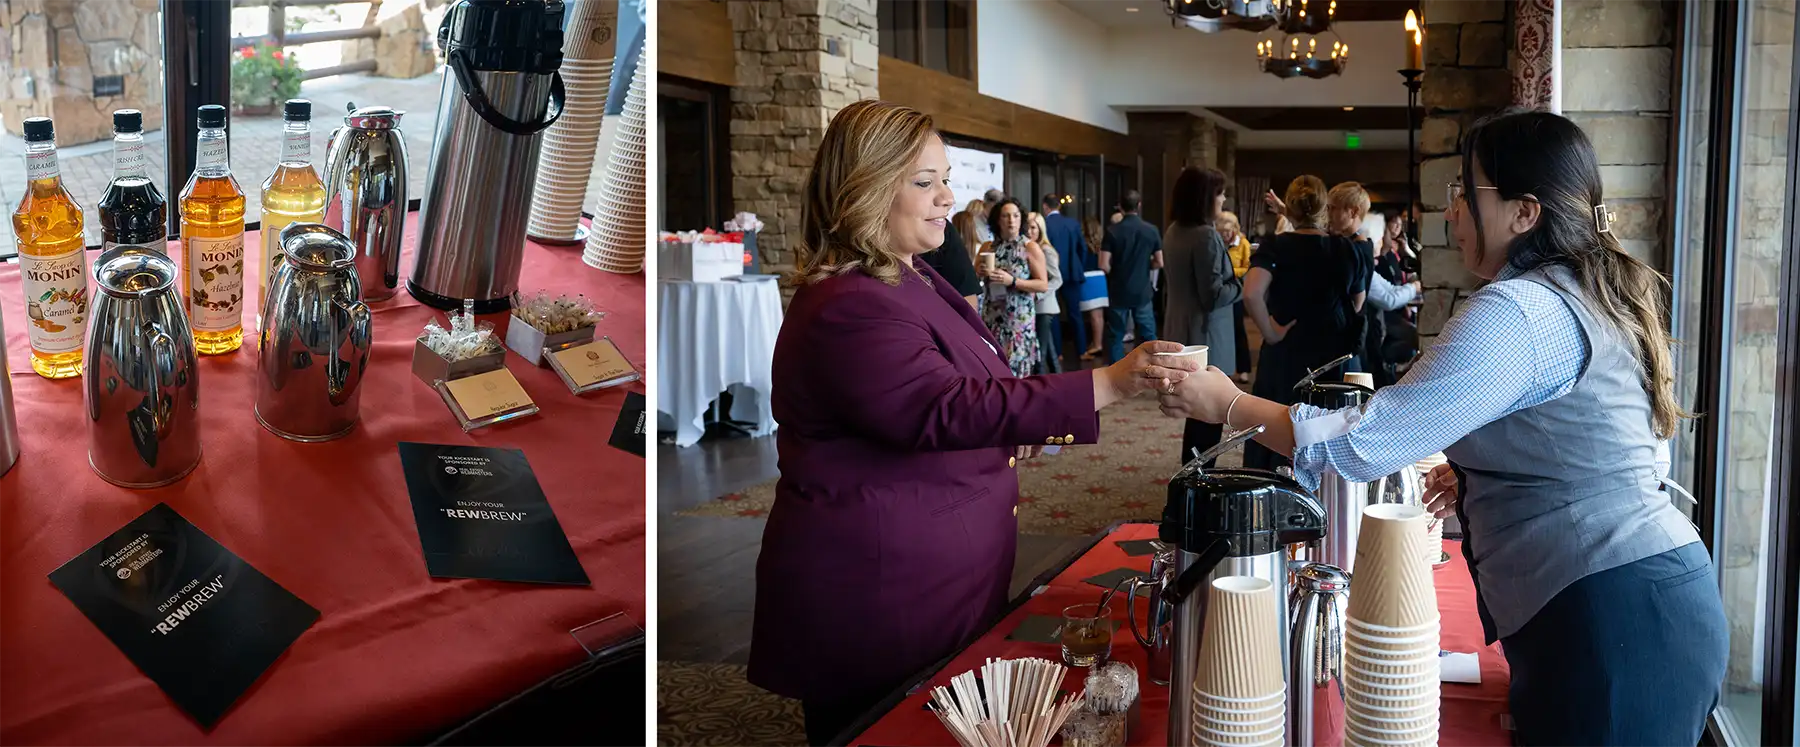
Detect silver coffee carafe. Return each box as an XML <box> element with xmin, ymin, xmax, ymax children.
<box><xmin>323</xmin><ymin>104</ymin><xmax>409</xmax><ymax>302</ymax></box>
<box><xmin>2</xmin><ymin>308</ymin><xmax>20</xmax><ymax>476</ymax></box>
<box><xmin>1295</xmin><ymin>354</ymin><xmax>1378</xmax><ymax>576</ymax></box>
<box><xmin>1156</xmin><ymin>425</ymin><xmax>1327</xmax><ymax>747</ymax></box>
<box><xmin>1123</xmin><ymin>541</ymin><xmax>1177</xmax><ymax>686</ymax></box>
<box><xmin>1289</xmin><ymin>562</ymin><xmax>1350</xmax><ymax>747</ymax></box>
<box><xmin>84</xmin><ymin>248</ymin><xmax>202</xmax><ymax>488</ymax></box>
<box><xmin>256</xmin><ymin>224</ymin><xmax>374</xmax><ymax>442</ymax></box>
<box><xmin>410</xmin><ymin>0</ymin><xmax>566</xmax><ymax>313</ymax></box>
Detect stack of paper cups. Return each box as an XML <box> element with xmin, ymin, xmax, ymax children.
<box><xmin>528</xmin><ymin>0</ymin><xmax>615</xmax><ymax>243</ymax></box>
<box><xmin>1191</xmin><ymin>577</ymin><xmax>1285</xmax><ymax>747</ymax></box>
<box><xmin>1415</xmin><ymin>453</ymin><xmax>1450</xmax><ymax>566</ymax></box>
<box><xmin>584</xmin><ymin>56</ymin><xmax>647</xmax><ymax>273</ymax></box>
<box><xmin>1342</xmin><ymin>504</ymin><xmax>1441</xmax><ymax>747</ymax></box>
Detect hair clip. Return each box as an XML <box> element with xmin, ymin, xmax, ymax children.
<box><xmin>1594</xmin><ymin>204</ymin><xmax>1616</xmax><ymax>234</ymax></box>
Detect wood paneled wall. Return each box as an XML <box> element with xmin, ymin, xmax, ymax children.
<box><xmin>659</xmin><ymin>0</ymin><xmax>735</xmax><ymax>86</ymax></box>
<box><xmin>877</xmin><ymin>59</ymin><xmax>1135</xmax><ymax>163</ymax></box>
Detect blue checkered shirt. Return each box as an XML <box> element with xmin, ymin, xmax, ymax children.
<box><xmin>1288</xmin><ymin>263</ymin><xmax>1602</xmax><ymax>491</ymax></box>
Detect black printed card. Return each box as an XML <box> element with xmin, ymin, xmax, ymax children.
<box><xmin>399</xmin><ymin>443</ymin><xmax>590</xmax><ymax>586</ymax></box>
<box><xmin>609</xmin><ymin>390</ymin><xmax>647</xmax><ymax>457</ymax></box>
<box><xmin>47</xmin><ymin>503</ymin><xmax>320</xmax><ymax>729</ymax></box>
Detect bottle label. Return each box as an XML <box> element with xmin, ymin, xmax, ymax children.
<box><xmin>282</xmin><ymin>131</ymin><xmax>309</xmax><ymax>163</ymax></box>
<box><xmin>115</xmin><ymin>140</ymin><xmax>145</xmax><ymax>177</ymax></box>
<box><xmin>260</xmin><ymin>216</ymin><xmax>290</xmax><ymax>303</ymax></box>
<box><xmin>197</xmin><ymin>138</ymin><xmax>229</xmax><ymax>170</ymax></box>
<box><xmin>186</xmin><ymin>233</ymin><xmax>245</xmax><ymax>332</ymax></box>
<box><xmin>18</xmin><ymin>245</ymin><xmax>89</xmax><ymax>355</ymax></box>
<box><xmin>26</xmin><ymin>151</ymin><xmax>58</xmax><ymax>181</ymax></box>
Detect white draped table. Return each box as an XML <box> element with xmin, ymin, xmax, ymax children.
<box><xmin>657</xmin><ymin>278</ymin><xmax>783</xmax><ymax>447</ymax></box>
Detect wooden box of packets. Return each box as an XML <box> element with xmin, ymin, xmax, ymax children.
<box><xmin>504</xmin><ymin>317</ymin><xmax>596</xmax><ymax>366</ymax></box>
<box><xmin>411</xmin><ymin>337</ymin><xmax>506</xmax><ymax>385</ymax></box>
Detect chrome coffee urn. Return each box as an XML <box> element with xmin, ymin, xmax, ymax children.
<box><xmin>324</xmin><ymin>104</ymin><xmax>409</xmax><ymax>302</ymax></box>
<box><xmin>1153</xmin><ymin>425</ymin><xmax>1326</xmax><ymax>747</ymax></box>
<box><xmin>1293</xmin><ymin>354</ymin><xmax>1378</xmax><ymax>575</ymax></box>
<box><xmin>411</xmin><ymin>0</ymin><xmax>566</xmax><ymax>313</ymax></box>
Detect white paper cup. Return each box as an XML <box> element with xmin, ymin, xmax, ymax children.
<box><xmin>1347</xmin><ymin>616</ymin><xmax>1442</xmax><ymax>635</ymax></box>
<box><xmin>1193</xmin><ymin>718</ymin><xmax>1283</xmax><ymax>742</ymax></box>
<box><xmin>1344</xmin><ymin>679</ymin><xmax>1437</xmax><ymax>703</ymax></box>
<box><xmin>1193</xmin><ymin>706</ymin><xmax>1283</xmax><ymax>729</ymax></box>
<box><xmin>1342</xmin><ymin>668</ymin><xmax>1437</xmax><ymax>691</ymax></box>
<box><xmin>1193</xmin><ymin>688</ymin><xmax>1284</xmax><ymax>708</ymax></box>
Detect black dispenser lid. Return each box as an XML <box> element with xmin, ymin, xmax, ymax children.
<box><xmin>1293</xmin><ymin>353</ymin><xmax>1371</xmax><ymax>409</ymax></box>
<box><xmin>438</xmin><ymin>0</ymin><xmax>565</xmax><ymax>74</ymax></box>
<box><xmin>1166</xmin><ymin>469</ymin><xmax>1326</xmax><ymax>556</ymax></box>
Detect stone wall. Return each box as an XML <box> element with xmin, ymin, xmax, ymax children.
<box><xmin>348</xmin><ymin>0</ymin><xmax>445</xmax><ymax>80</ymax></box>
<box><xmin>728</xmin><ymin>0</ymin><xmax>879</xmax><ymax>275</ymax></box>
<box><xmin>1</xmin><ymin>0</ymin><xmax>165</xmax><ymax>144</ymax></box>
<box><xmin>1187</xmin><ymin>116</ymin><xmax>1219</xmax><ymax>172</ymax></box>
<box><xmin>1415</xmin><ymin>0</ymin><xmax>1513</xmax><ymax>349</ymax></box>
<box><xmin>1562</xmin><ymin>0</ymin><xmax>1673</xmax><ymax>269</ymax></box>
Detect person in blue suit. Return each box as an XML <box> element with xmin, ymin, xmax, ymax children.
<box><xmin>1040</xmin><ymin>194</ymin><xmax>1088</xmax><ymax>366</ymax></box>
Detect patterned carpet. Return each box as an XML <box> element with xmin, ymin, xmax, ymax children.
<box><xmin>674</xmin><ymin>393</ymin><xmax>1240</xmax><ymax>536</ymax></box>
<box><xmin>657</xmin><ymin>661</ymin><xmax>806</xmax><ymax>747</ymax></box>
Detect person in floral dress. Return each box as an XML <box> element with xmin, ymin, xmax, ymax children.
<box><xmin>979</xmin><ymin>197</ymin><xmax>1050</xmax><ymax>377</ymax></box>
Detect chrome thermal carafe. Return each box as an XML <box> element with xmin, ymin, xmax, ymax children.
<box><xmin>255</xmin><ymin>224</ymin><xmax>374</xmax><ymax>442</ymax></box>
<box><xmin>323</xmin><ymin>104</ymin><xmax>409</xmax><ymax>302</ymax></box>
<box><xmin>1123</xmin><ymin>541</ymin><xmax>1177</xmax><ymax>686</ymax></box>
<box><xmin>1</xmin><ymin>308</ymin><xmax>19</xmax><ymax>476</ymax></box>
<box><xmin>1294</xmin><ymin>354</ymin><xmax>1377</xmax><ymax>576</ymax></box>
<box><xmin>1289</xmin><ymin>562</ymin><xmax>1350</xmax><ymax>747</ymax></box>
<box><xmin>410</xmin><ymin>0</ymin><xmax>567</xmax><ymax>313</ymax></box>
<box><xmin>84</xmin><ymin>248</ymin><xmax>201</xmax><ymax>488</ymax></box>
<box><xmin>1159</xmin><ymin>425</ymin><xmax>1326</xmax><ymax>747</ymax></box>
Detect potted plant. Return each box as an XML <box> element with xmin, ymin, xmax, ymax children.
<box><xmin>229</xmin><ymin>44</ymin><xmax>303</xmax><ymax>115</ymax></box>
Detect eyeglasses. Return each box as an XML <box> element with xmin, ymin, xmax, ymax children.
<box><xmin>1448</xmin><ymin>182</ymin><xmax>1538</xmax><ymax>207</ymax></box>
<box><xmin>1446</xmin><ymin>182</ymin><xmax>1499</xmax><ymax>206</ymax></box>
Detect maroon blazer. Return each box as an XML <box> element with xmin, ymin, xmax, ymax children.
<box><xmin>747</xmin><ymin>259</ymin><xmax>1101</xmax><ymax>703</ymax></box>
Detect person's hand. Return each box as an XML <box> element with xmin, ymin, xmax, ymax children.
<box><xmin>1155</xmin><ymin>366</ymin><xmax>1240</xmax><ymax>423</ymax></box>
<box><xmin>1264</xmin><ymin>190</ymin><xmax>1286</xmax><ymax>215</ymax></box>
<box><xmin>1100</xmin><ymin>341</ymin><xmax>1202</xmax><ymax>400</ymax></box>
<box><xmin>1407</xmin><ymin>281</ymin><xmax>1422</xmax><ymax>295</ymax></box>
<box><xmin>1015</xmin><ymin>445</ymin><xmax>1043</xmax><ymax>461</ymax></box>
<box><xmin>1264</xmin><ymin>319</ymin><xmax>1297</xmax><ymax>343</ymax></box>
<box><xmin>1423</xmin><ymin>463</ymin><xmax>1459</xmax><ymax>518</ymax></box>
<box><xmin>988</xmin><ymin>268</ymin><xmax>1016</xmax><ymax>286</ymax></box>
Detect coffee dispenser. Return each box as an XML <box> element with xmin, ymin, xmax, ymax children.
<box><xmin>1153</xmin><ymin>425</ymin><xmax>1327</xmax><ymax>747</ymax></box>
<box><xmin>1294</xmin><ymin>354</ymin><xmax>1378</xmax><ymax>575</ymax></box>
<box><xmin>1289</xmin><ymin>562</ymin><xmax>1350</xmax><ymax>747</ymax></box>
<box><xmin>411</xmin><ymin>0</ymin><xmax>566</xmax><ymax>312</ymax></box>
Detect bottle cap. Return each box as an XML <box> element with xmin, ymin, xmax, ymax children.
<box><xmin>284</xmin><ymin>99</ymin><xmax>312</xmax><ymax>121</ymax></box>
<box><xmin>22</xmin><ymin>117</ymin><xmax>53</xmax><ymax>142</ymax></box>
<box><xmin>114</xmin><ymin>109</ymin><xmax>143</xmax><ymax>133</ymax></box>
<box><xmin>197</xmin><ymin>104</ymin><xmax>226</xmax><ymax>128</ymax></box>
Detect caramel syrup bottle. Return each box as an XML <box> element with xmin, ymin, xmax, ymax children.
<box><xmin>179</xmin><ymin>104</ymin><xmax>247</xmax><ymax>355</ymax></box>
<box><xmin>11</xmin><ymin>116</ymin><xmax>88</xmax><ymax>379</ymax></box>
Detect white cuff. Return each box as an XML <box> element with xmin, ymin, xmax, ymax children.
<box><xmin>1292</xmin><ymin>404</ymin><xmax>1362</xmax><ymax>449</ymax></box>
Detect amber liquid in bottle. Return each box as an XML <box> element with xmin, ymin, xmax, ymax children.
<box><xmin>11</xmin><ymin>118</ymin><xmax>87</xmax><ymax>379</ymax></box>
<box><xmin>180</xmin><ymin>109</ymin><xmax>247</xmax><ymax>355</ymax></box>
<box><xmin>259</xmin><ymin>101</ymin><xmax>325</xmax><ymax>310</ymax></box>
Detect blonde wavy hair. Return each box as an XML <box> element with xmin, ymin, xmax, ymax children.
<box><xmin>793</xmin><ymin>100</ymin><xmax>938</xmax><ymax>287</ymax></box>
<box><xmin>1326</xmin><ymin>181</ymin><xmax>1371</xmax><ymax>236</ymax></box>
<box><xmin>1025</xmin><ymin>211</ymin><xmax>1053</xmax><ymax>254</ymax></box>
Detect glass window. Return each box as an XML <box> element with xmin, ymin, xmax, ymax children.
<box><xmin>876</xmin><ymin>0</ymin><xmax>973</xmax><ymax>79</ymax></box>
<box><xmin>3</xmin><ymin>0</ymin><xmax>170</xmax><ymax>256</ymax></box>
<box><xmin>658</xmin><ymin>83</ymin><xmax>724</xmax><ymax>232</ymax></box>
<box><xmin>1714</xmin><ymin>0</ymin><xmax>1795</xmax><ymax>742</ymax></box>
<box><xmin>1671</xmin><ymin>0</ymin><xmax>1717</xmax><ymax>500</ymax></box>
<box><xmin>225</xmin><ymin>1</ymin><xmax>446</xmax><ymax>227</ymax></box>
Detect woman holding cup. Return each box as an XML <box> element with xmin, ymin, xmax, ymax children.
<box><xmin>748</xmin><ymin>99</ymin><xmax>1200</xmax><ymax>746</ymax></box>
<box><xmin>1151</xmin><ymin>109</ymin><xmax>1725</xmax><ymax>744</ymax></box>
<box><xmin>1160</xmin><ymin>165</ymin><xmax>1241</xmax><ymax>468</ymax></box>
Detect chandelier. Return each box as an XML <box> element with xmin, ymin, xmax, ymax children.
<box><xmin>1164</xmin><ymin>0</ymin><xmax>1334</xmax><ymax>34</ymax></box>
<box><xmin>1256</xmin><ymin>34</ymin><xmax>1349</xmax><ymax>79</ymax></box>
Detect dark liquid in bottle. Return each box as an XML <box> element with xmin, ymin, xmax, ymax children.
<box><xmin>99</xmin><ymin>176</ymin><xmax>167</xmax><ymax>250</ymax></box>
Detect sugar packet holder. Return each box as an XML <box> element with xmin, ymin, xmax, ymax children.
<box><xmin>411</xmin><ymin>301</ymin><xmax>539</xmax><ymax>431</ymax></box>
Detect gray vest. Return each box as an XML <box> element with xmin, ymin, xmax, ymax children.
<box><xmin>1444</xmin><ymin>265</ymin><xmax>1700</xmax><ymax>643</ymax></box>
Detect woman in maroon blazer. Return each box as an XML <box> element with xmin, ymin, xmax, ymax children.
<box><xmin>746</xmin><ymin>100</ymin><xmax>1200</xmax><ymax>745</ymax></box>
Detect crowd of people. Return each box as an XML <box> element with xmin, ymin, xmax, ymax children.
<box><xmin>920</xmin><ymin>172</ymin><xmax>1424</xmax><ymax>467</ymax></box>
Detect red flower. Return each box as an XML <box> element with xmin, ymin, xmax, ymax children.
<box><xmin>243</xmin><ymin>46</ymin><xmax>256</xmax><ymax>58</ymax></box>
<box><xmin>273</xmin><ymin>50</ymin><xmax>284</xmax><ymax>61</ymax></box>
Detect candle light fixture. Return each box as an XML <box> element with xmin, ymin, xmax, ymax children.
<box><xmin>1256</xmin><ymin>30</ymin><xmax>1347</xmax><ymax>79</ymax></box>
<box><xmin>1400</xmin><ymin>10</ymin><xmax>1424</xmax><ymax>244</ymax></box>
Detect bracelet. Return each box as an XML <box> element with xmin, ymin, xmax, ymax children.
<box><xmin>1224</xmin><ymin>392</ymin><xmax>1248</xmax><ymax>430</ymax></box>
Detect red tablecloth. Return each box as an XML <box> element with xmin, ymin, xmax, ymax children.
<box><xmin>849</xmin><ymin>524</ymin><xmax>1514</xmax><ymax>747</ymax></box>
<box><xmin>0</xmin><ymin>216</ymin><xmax>645</xmax><ymax>744</ymax></box>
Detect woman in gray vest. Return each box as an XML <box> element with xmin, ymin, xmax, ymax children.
<box><xmin>1150</xmin><ymin>109</ymin><xmax>1726</xmax><ymax>744</ymax></box>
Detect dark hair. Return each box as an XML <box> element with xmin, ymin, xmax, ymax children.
<box><xmin>1459</xmin><ymin>108</ymin><xmax>1686</xmax><ymax>437</ymax></box>
<box><xmin>988</xmin><ymin>196</ymin><xmax>1027</xmax><ymax>240</ymax></box>
<box><xmin>1041</xmin><ymin>193</ymin><xmax>1061</xmax><ymax>211</ymax></box>
<box><xmin>1170</xmin><ymin>167</ymin><xmax>1227</xmax><ymax>227</ymax></box>
<box><xmin>1121</xmin><ymin>190</ymin><xmax>1142</xmax><ymax>213</ymax></box>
